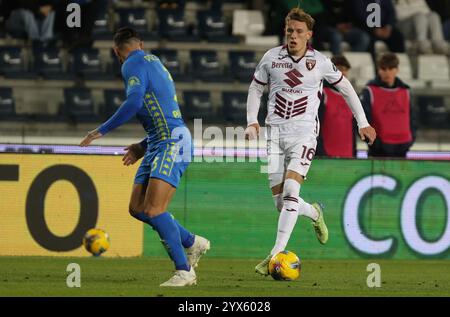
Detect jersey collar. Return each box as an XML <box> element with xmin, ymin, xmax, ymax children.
<box><xmin>278</xmin><ymin>44</ymin><xmax>315</xmax><ymax>63</ymax></box>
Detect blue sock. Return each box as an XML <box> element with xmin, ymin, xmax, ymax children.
<box><xmin>133</xmin><ymin>211</ymin><xmax>155</xmax><ymax>228</ymax></box>
<box><xmin>149</xmin><ymin>212</ymin><xmax>190</xmax><ymax>271</ymax></box>
<box><xmin>170</xmin><ymin>213</ymin><xmax>195</xmax><ymax>249</ymax></box>
<box><xmin>134</xmin><ymin>211</ymin><xmax>195</xmax><ymax>249</ymax></box>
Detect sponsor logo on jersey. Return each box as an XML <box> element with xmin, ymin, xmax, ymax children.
<box><xmin>283</xmin><ymin>69</ymin><xmax>303</xmax><ymax>88</ymax></box>
<box><xmin>306</xmin><ymin>59</ymin><xmax>316</xmax><ymax>71</ymax></box>
<box><xmin>272</xmin><ymin>61</ymin><xmax>293</xmax><ymax>69</ymax></box>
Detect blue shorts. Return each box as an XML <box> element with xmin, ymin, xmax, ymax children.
<box><xmin>134</xmin><ymin>140</ymin><xmax>192</xmax><ymax>188</ymax></box>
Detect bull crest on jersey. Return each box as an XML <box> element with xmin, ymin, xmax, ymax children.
<box><xmin>306</xmin><ymin>59</ymin><xmax>316</xmax><ymax>71</ymax></box>
<box><xmin>283</xmin><ymin>69</ymin><xmax>303</xmax><ymax>88</ymax></box>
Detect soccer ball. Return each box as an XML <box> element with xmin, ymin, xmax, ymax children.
<box><xmin>268</xmin><ymin>250</ymin><xmax>301</xmax><ymax>281</ymax></box>
<box><xmin>83</xmin><ymin>228</ymin><xmax>110</xmax><ymax>256</ymax></box>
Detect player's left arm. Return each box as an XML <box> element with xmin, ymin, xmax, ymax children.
<box><xmin>80</xmin><ymin>63</ymin><xmax>147</xmax><ymax>147</ymax></box>
<box><xmin>322</xmin><ymin>58</ymin><xmax>377</xmax><ymax>145</ymax></box>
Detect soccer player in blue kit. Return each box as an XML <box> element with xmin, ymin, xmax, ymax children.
<box><xmin>80</xmin><ymin>27</ymin><xmax>210</xmax><ymax>287</ymax></box>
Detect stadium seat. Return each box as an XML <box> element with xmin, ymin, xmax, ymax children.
<box><xmin>116</xmin><ymin>8</ymin><xmax>159</xmax><ymax>41</ymax></box>
<box><xmin>231</xmin><ymin>10</ymin><xmax>278</xmax><ymax>46</ymax></box>
<box><xmin>183</xmin><ymin>91</ymin><xmax>215</xmax><ymax>122</ymax></box>
<box><xmin>62</xmin><ymin>88</ymin><xmax>98</xmax><ymax>123</ymax></box>
<box><xmin>417</xmin><ymin>55</ymin><xmax>450</xmax><ymax>89</ymax></box>
<box><xmin>92</xmin><ymin>12</ymin><xmax>112</xmax><ymax>40</ymax></box>
<box><xmin>228</xmin><ymin>51</ymin><xmax>257</xmax><ymax>82</ymax></box>
<box><xmin>0</xmin><ymin>87</ymin><xmax>21</xmax><ymax>121</ymax></box>
<box><xmin>222</xmin><ymin>92</ymin><xmax>247</xmax><ymax>124</ymax></box>
<box><xmin>33</xmin><ymin>47</ymin><xmax>70</xmax><ymax>80</ymax></box>
<box><xmin>343</xmin><ymin>52</ymin><xmax>375</xmax><ymax>88</ymax></box>
<box><xmin>72</xmin><ymin>48</ymin><xmax>107</xmax><ymax>80</ymax></box>
<box><xmin>0</xmin><ymin>46</ymin><xmax>34</xmax><ymax>79</ymax></box>
<box><xmin>158</xmin><ymin>9</ymin><xmax>199</xmax><ymax>42</ymax></box>
<box><xmin>190</xmin><ymin>50</ymin><xmax>229</xmax><ymax>82</ymax></box>
<box><xmin>150</xmin><ymin>49</ymin><xmax>190</xmax><ymax>82</ymax></box>
<box><xmin>197</xmin><ymin>10</ymin><xmax>239</xmax><ymax>43</ymax></box>
<box><xmin>417</xmin><ymin>96</ymin><xmax>449</xmax><ymax>128</ymax></box>
<box><xmin>102</xmin><ymin>89</ymin><xmax>125</xmax><ymax>119</ymax></box>
<box><xmin>108</xmin><ymin>49</ymin><xmax>122</xmax><ymax>79</ymax></box>
<box><xmin>396</xmin><ymin>53</ymin><xmax>425</xmax><ymax>89</ymax></box>
<box><xmin>232</xmin><ymin>10</ymin><xmax>265</xmax><ymax>36</ymax></box>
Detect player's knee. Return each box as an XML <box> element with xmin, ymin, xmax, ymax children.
<box><xmin>128</xmin><ymin>206</ymin><xmax>139</xmax><ymax>218</ymax></box>
<box><xmin>143</xmin><ymin>205</ymin><xmax>165</xmax><ymax>218</ymax></box>
<box><xmin>282</xmin><ymin>178</ymin><xmax>301</xmax><ymax>211</ymax></box>
<box><xmin>272</xmin><ymin>194</ymin><xmax>283</xmax><ymax>212</ymax></box>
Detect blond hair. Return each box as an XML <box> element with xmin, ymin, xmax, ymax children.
<box><xmin>285</xmin><ymin>8</ymin><xmax>315</xmax><ymax>31</ymax></box>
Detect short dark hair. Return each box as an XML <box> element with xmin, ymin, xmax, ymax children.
<box><xmin>377</xmin><ymin>53</ymin><xmax>399</xmax><ymax>69</ymax></box>
<box><xmin>114</xmin><ymin>27</ymin><xmax>141</xmax><ymax>48</ymax></box>
<box><xmin>331</xmin><ymin>55</ymin><xmax>351</xmax><ymax>69</ymax></box>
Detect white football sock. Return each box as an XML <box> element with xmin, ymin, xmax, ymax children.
<box><xmin>272</xmin><ymin>194</ymin><xmax>283</xmax><ymax>212</ymax></box>
<box><xmin>298</xmin><ymin>197</ymin><xmax>319</xmax><ymax>221</ymax></box>
<box><xmin>270</xmin><ymin>179</ymin><xmax>300</xmax><ymax>255</ymax></box>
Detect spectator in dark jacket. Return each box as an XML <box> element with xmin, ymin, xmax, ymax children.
<box><xmin>360</xmin><ymin>53</ymin><xmax>417</xmax><ymax>158</ymax></box>
<box><xmin>314</xmin><ymin>0</ymin><xmax>371</xmax><ymax>55</ymax></box>
<box><xmin>427</xmin><ymin>0</ymin><xmax>450</xmax><ymax>41</ymax></box>
<box><xmin>350</xmin><ymin>0</ymin><xmax>405</xmax><ymax>56</ymax></box>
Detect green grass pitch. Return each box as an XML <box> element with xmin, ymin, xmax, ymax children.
<box><xmin>0</xmin><ymin>256</ymin><xmax>449</xmax><ymax>296</ymax></box>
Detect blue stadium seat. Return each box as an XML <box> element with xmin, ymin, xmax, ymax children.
<box><xmin>417</xmin><ymin>96</ymin><xmax>449</xmax><ymax>129</ymax></box>
<box><xmin>62</xmin><ymin>88</ymin><xmax>98</xmax><ymax>123</ymax></box>
<box><xmin>0</xmin><ymin>46</ymin><xmax>35</xmax><ymax>79</ymax></box>
<box><xmin>158</xmin><ymin>9</ymin><xmax>199</xmax><ymax>42</ymax></box>
<box><xmin>92</xmin><ymin>13</ymin><xmax>112</xmax><ymax>40</ymax></box>
<box><xmin>108</xmin><ymin>49</ymin><xmax>122</xmax><ymax>79</ymax></box>
<box><xmin>150</xmin><ymin>49</ymin><xmax>191</xmax><ymax>82</ymax></box>
<box><xmin>72</xmin><ymin>48</ymin><xmax>108</xmax><ymax>80</ymax></box>
<box><xmin>183</xmin><ymin>90</ymin><xmax>215</xmax><ymax>122</ymax></box>
<box><xmin>228</xmin><ymin>51</ymin><xmax>257</xmax><ymax>82</ymax></box>
<box><xmin>116</xmin><ymin>8</ymin><xmax>159</xmax><ymax>41</ymax></box>
<box><xmin>103</xmin><ymin>89</ymin><xmax>124</xmax><ymax>119</ymax></box>
<box><xmin>0</xmin><ymin>87</ymin><xmax>22</xmax><ymax>121</ymax></box>
<box><xmin>190</xmin><ymin>50</ymin><xmax>230</xmax><ymax>82</ymax></box>
<box><xmin>222</xmin><ymin>92</ymin><xmax>247</xmax><ymax>124</ymax></box>
<box><xmin>33</xmin><ymin>48</ymin><xmax>70</xmax><ymax>80</ymax></box>
<box><xmin>197</xmin><ymin>10</ymin><xmax>239</xmax><ymax>43</ymax></box>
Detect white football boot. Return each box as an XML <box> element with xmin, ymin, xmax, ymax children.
<box><xmin>160</xmin><ymin>267</ymin><xmax>197</xmax><ymax>287</ymax></box>
<box><xmin>186</xmin><ymin>235</ymin><xmax>210</xmax><ymax>268</ymax></box>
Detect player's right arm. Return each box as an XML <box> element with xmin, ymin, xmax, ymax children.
<box><xmin>245</xmin><ymin>52</ymin><xmax>269</xmax><ymax>140</ymax></box>
<box><xmin>97</xmin><ymin>63</ymin><xmax>147</xmax><ymax>136</ymax></box>
<box><xmin>80</xmin><ymin>61</ymin><xmax>147</xmax><ymax>147</ymax></box>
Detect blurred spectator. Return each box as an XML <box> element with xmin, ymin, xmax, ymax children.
<box><xmin>351</xmin><ymin>0</ymin><xmax>405</xmax><ymax>56</ymax></box>
<box><xmin>317</xmin><ymin>55</ymin><xmax>356</xmax><ymax>158</ymax></box>
<box><xmin>360</xmin><ymin>53</ymin><xmax>417</xmax><ymax>158</ymax></box>
<box><xmin>5</xmin><ymin>0</ymin><xmax>56</xmax><ymax>45</ymax></box>
<box><xmin>394</xmin><ymin>0</ymin><xmax>448</xmax><ymax>54</ymax></box>
<box><xmin>157</xmin><ymin>0</ymin><xmax>186</xmax><ymax>10</ymax></box>
<box><xmin>267</xmin><ymin>0</ymin><xmax>325</xmax><ymax>44</ymax></box>
<box><xmin>314</xmin><ymin>0</ymin><xmax>370</xmax><ymax>55</ymax></box>
<box><xmin>426</xmin><ymin>0</ymin><xmax>450</xmax><ymax>42</ymax></box>
<box><xmin>53</xmin><ymin>0</ymin><xmax>109</xmax><ymax>50</ymax></box>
